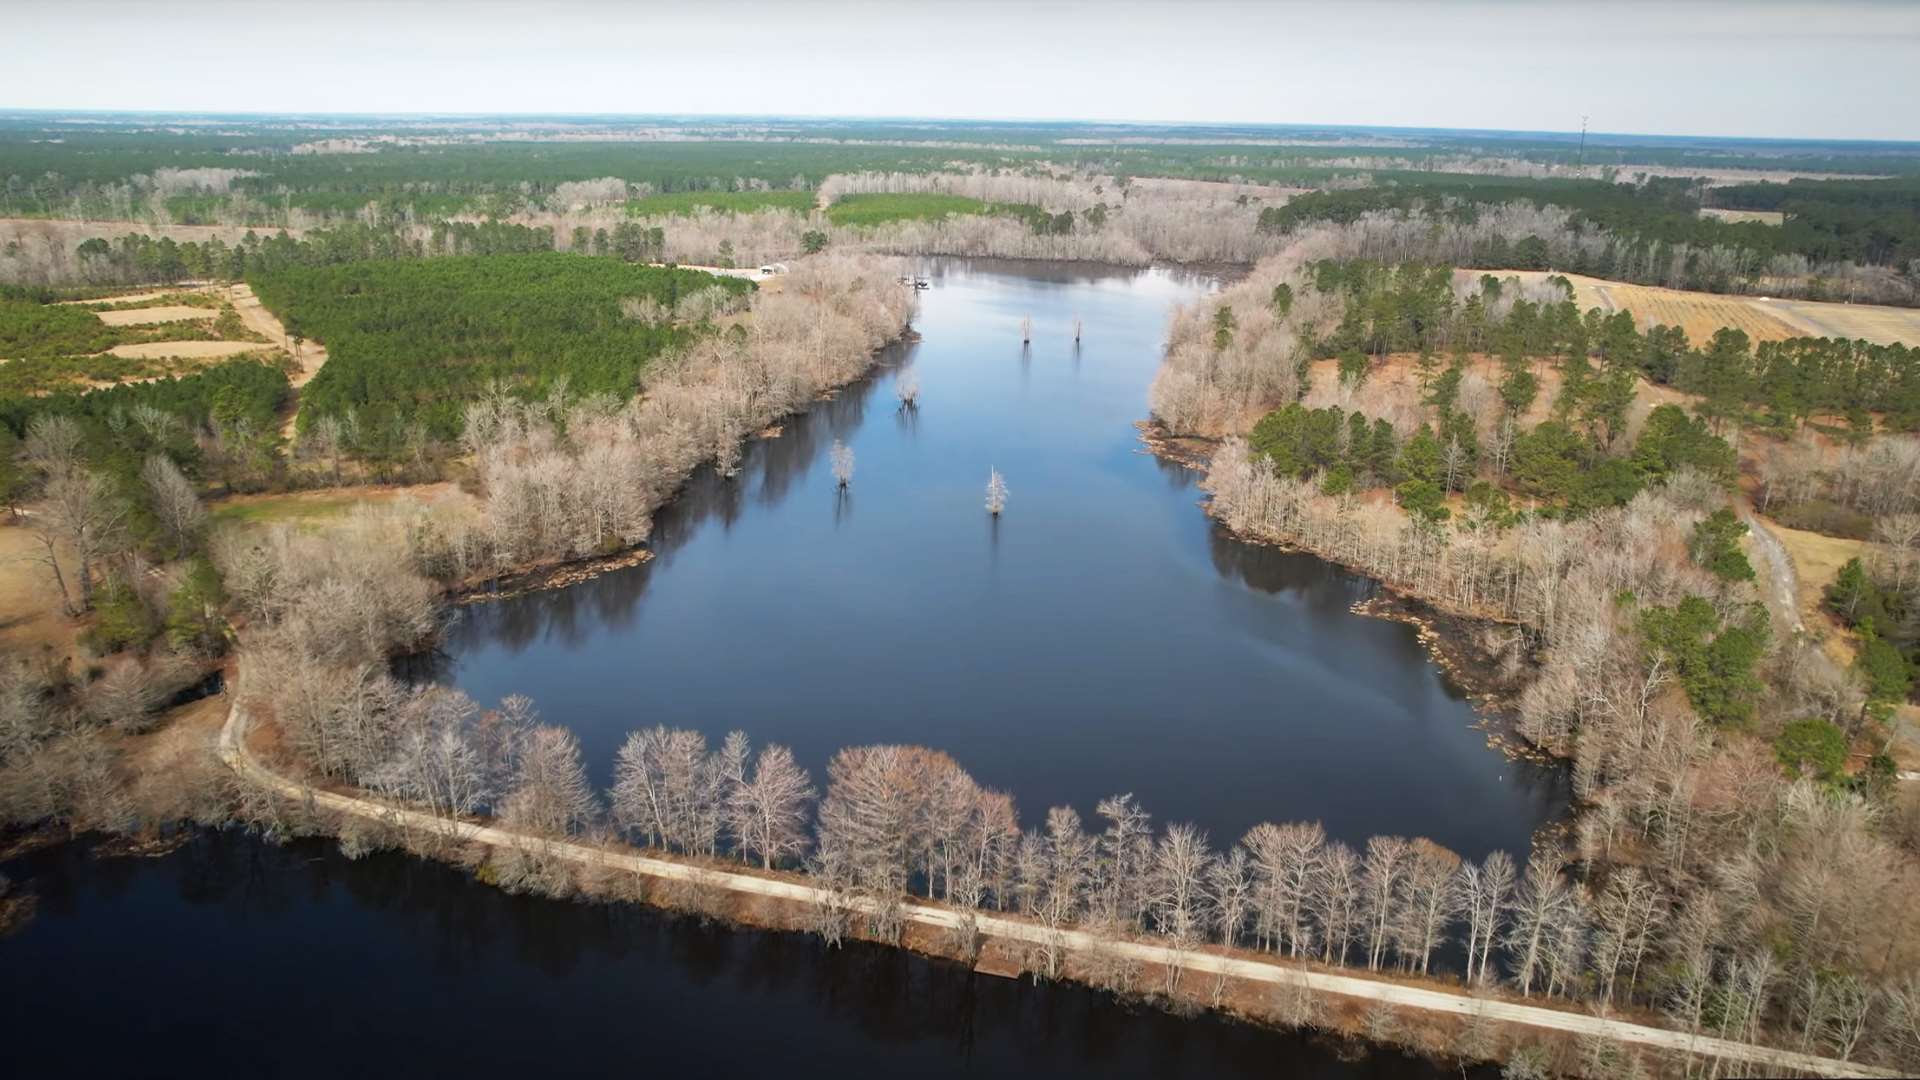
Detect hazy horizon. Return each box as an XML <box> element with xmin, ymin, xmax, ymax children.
<box><xmin>7</xmin><ymin>107</ymin><xmax>1920</xmax><ymax>149</ymax></box>
<box><xmin>6</xmin><ymin>0</ymin><xmax>1919</xmax><ymax>142</ymax></box>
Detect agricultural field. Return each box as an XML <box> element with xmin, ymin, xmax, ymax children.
<box><xmin>1764</xmin><ymin>297</ymin><xmax>1920</xmax><ymax>345</ymax></box>
<box><xmin>1579</xmin><ymin>277</ymin><xmax>1807</xmax><ymax>343</ymax></box>
<box><xmin>1486</xmin><ymin>270</ymin><xmax>1920</xmax><ymax>346</ymax></box>
<box><xmin>625</xmin><ymin>190</ymin><xmax>816</xmax><ymax>217</ymax></box>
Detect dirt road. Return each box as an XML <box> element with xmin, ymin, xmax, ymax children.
<box><xmin>225</xmin><ymin>283</ymin><xmax>327</xmax><ymax>438</ymax></box>
<box><xmin>1743</xmin><ymin>505</ymin><xmax>1805</xmax><ymax>637</ymax></box>
<box><xmin>216</xmin><ymin>693</ymin><xmax>1890</xmax><ymax>1078</ymax></box>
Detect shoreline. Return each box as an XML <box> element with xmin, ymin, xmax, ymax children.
<box><xmin>1136</xmin><ymin>420</ymin><xmax>1562</xmax><ymax>771</ymax></box>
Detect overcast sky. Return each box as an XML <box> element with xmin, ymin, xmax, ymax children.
<box><xmin>5</xmin><ymin>0</ymin><xmax>1918</xmax><ymax>141</ymax></box>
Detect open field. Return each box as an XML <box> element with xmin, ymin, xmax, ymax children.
<box><xmin>1700</xmin><ymin>206</ymin><xmax>1785</xmax><ymax>225</ymax></box>
<box><xmin>0</xmin><ymin>521</ymin><xmax>83</xmax><ymax>661</ymax></box>
<box><xmin>1581</xmin><ymin>278</ymin><xmax>1806</xmax><ymax>342</ymax></box>
<box><xmin>209</xmin><ymin>482</ymin><xmax>478</xmax><ymax>529</ymax></box>
<box><xmin>93</xmin><ymin>305</ymin><xmax>215</xmax><ymax>326</ymax></box>
<box><xmin>104</xmin><ymin>340</ymin><xmax>270</xmax><ymax>361</ymax></box>
<box><xmin>1765</xmin><ymin>297</ymin><xmax>1920</xmax><ymax>345</ymax></box>
<box><xmin>1766</xmin><ymin>518</ymin><xmax>1872</xmax><ymax>659</ymax></box>
<box><xmin>51</xmin><ymin>288</ymin><xmax>212</xmax><ymax>307</ymax></box>
<box><xmin>1484</xmin><ymin>270</ymin><xmax>1920</xmax><ymax>346</ymax></box>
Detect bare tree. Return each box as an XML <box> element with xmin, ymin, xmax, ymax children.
<box><xmin>1505</xmin><ymin>851</ymin><xmax>1571</xmax><ymax>997</ymax></box>
<box><xmin>1876</xmin><ymin>512</ymin><xmax>1920</xmax><ymax>594</ymax></box>
<box><xmin>1151</xmin><ymin>822</ymin><xmax>1214</xmax><ymax>948</ymax></box>
<box><xmin>367</xmin><ymin>687</ymin><xmax>492</xmax><ymax>837</ymax></box>
<box><xmin>1393</xmin><ymin>838</ymin><xmax>1462</xmax><ymax>974</ymax></box>
<box><xmin>816</xmin><ymin>745</ymin><xmax>932</xmax><ymax>901</ymax></box>
<box><xmin>140</xmin><ymin>454</ymin><xmax>205</xmax><ymax>555</ymax></box>
<box><xmin>1590</xmin><ymin>866</ymin><xmax>1662</xmax><ymax>1006</ymax></box>
<box><xmin>895</xmin><ymin>371</ymin><xmax>919</xmax><ymax>409</ymax></box>
<box><xmin>1245</xmin><ymin>820</ymin><xmax>1325</xmax><ymax>958</ymax></box>
<box><xmin>1457</xmin><ymin>849</ymin><xmax>1516</xmax><ymax>986</ymax></box>
<box><xmin>1209</xmin><ymin>844</ymin><xmax>1253</xmax><ymax>949</ymax></box>
<box><xmin>985</xmin><ymin>468</ymin><xmax>1008</xmax><ymax>516</ymax></box>
<box><xmin>1360</xmin><ymin>835</ymin><xmax>1414</xmax><ymax>970</ymax></box>
<box><xmin>1030</xmin><ymin>806</ymin><xmax>1094</xmax><ymax>980</ymax></box>
<box><xmin>611</xmin><ymin>726</ymin><xmax>712</xmax><ymax>853</ymax></box>
<box><xmin>30</xmin><ymin>468</ymin><xmax>126</xmax><ymax>614</ymax></box>
<box><xmin>1309</xmin><ymin>840</ymin><xmax>1362</xmax><ymax>967</ymax></box>
<box><xmin>829</xmin><ymin>439</ymin><xmax>854</xmax><ymax>488</ymax></box>
<box><xmin>1094</xmin><ymin>792</ymin><xmax>1154</xmax><ymax>928</ymax></box>
<box><xmin>500</xmin><ymin>724</ymin><xmax>598</xmax><ymax>837</ymax></box>
<box><xmin>730</xmin><ymin>743</ymin><xmax>815</xmax><ymax>869</ymax></box>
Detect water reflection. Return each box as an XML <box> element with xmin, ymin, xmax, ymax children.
<box><xmin>3</xmin><ymin>833</ymin><xmax>1479</xmax><ymax>1079</ymax></box>
<box><xmin>439</xmin><ymin>259</ymin><xmax>1568</xmax><ymax>863</ymax></box>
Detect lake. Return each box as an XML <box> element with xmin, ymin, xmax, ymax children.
<box><xmin>3</xmin><ymin>258</ymin><xmax>1554</xmax><ymax>1077</ymax></box>
<box><xmin>437</xmin><ymin>258</ymin><xmax>1567</xmax><ymax>861</ymax></box>
<box><xmin>0</xmin><ymin>832</ymin><xmax>1481</xmax><ymax>1077</ymax></box>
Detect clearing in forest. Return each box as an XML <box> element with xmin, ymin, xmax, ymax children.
<box><xmin>0</xmin><ymin>287</ymin><xmax>284</xmax><ymax>394</ymax></box>
<box><xmin>93</xmin><ymin>305</ymin><xmax>217</xmax><ymax>326</ymax></box>
<box><xmin>1765</xmin><ymin>519</ymin><xmax>1870</xmax><ymax>662</ymax></box>
<box><xmin>1698</xmin><ymin>207</ymin><xmax>1785</xmax><ymax>225</ymax></box>
<box><xmin>105</xmin><ymin>340</ymin><xmax>272</xmax><ymax>360</ymax></box>
<box><xmin>209</xmin><ymin>482</ymin><xmax>479</xmax><ymax>529</ymax></box>
<box><xmin>1303</xmin><ymin>352</ymin><xmax>1692</xmax><ymax>439</ymax></box>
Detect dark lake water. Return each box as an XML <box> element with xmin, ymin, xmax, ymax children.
<box><xmin>0</xmin><ymin>832</ymin><xmax>1478</xmax><ymax>1078</ymax></box>
<box><xmin>440</xmin><ymin>258</ymin><xmax>1567</xmax><ymax>861</ymax></box>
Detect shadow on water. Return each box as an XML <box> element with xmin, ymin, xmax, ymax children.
<box><xmin>431</xmin><ymin>349</ymin><xmax>908</xmax><ymax>661</ymax></box>
<box><xmin>2</xmin><ymin>832</ymin><xmax>1484</xmax><ymax>1079</ymax></box>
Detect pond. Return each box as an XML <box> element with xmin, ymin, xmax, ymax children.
<box><xmin>438</xmin><ymin>258</ymin><xmax>1567</xmax><ymax>861</ymax></box>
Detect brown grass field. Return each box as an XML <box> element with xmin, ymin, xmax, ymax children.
<box><xmin>1484</xmin><ymin>270</ymin><xmax>1920</xmax><ymax>347</ymax></box>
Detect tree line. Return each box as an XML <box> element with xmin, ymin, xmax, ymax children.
<box><xmin>1260</xmin><ymin>174</ymin><xmax>1920</xmax><ymax>299</ymax></box>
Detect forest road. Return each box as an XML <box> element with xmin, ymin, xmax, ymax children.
<box><xmin>1741</xmin><ymin>503</ymin><xmax>1804</xmax><ymax>638</ymax></box>
<box><xmin>227</xmin><ymin>283</ymin><xmax>328</xmax><ymax>439</ymax></box>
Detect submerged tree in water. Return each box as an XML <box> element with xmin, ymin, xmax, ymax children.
<box><xmin>895</xmin><ymin>371</ymin><xmax>919</xmax><ymax>409</ymax></box>
<box><xmin>830</xmin><ymin>440</ymin><xmax>855</xmax><ymax>488</ymax></box>
<box><xmin>985</xmin><ymin>468</ymin><xmax>1008</xmax><ymax>516</ymax></box>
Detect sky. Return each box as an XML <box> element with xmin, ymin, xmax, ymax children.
<box><xmin>5</xmin><ymin>0</ymin><xmax>1919</xmax><ymax>141</ymax></box>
